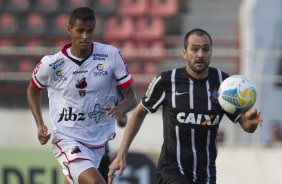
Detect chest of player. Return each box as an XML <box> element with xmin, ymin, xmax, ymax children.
<box><xmin>165</xmin><ymin>80</ymin><xmax>223</xmax><ymax>126</ymax></box>
<box><xmin>49</xmin><ymin>60</ymin><xmax>115</xmax><ymax>92</ymax></box>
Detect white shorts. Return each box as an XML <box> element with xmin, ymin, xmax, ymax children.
<box><xmin>52</xmin><ymin>140</ymin><xmax>105</xmax><ymax>184</ymax></box>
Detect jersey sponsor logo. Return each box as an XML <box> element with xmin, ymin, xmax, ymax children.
<box><xmin>175</xmin><ymin>91</ymin><xmax>189</xmax><ymax>95</ymax></box>
<box><xmin>49</xmin><ymin>58</ymin><xmax>65</xmax><ymax>70</ymax></box>
<box><xmin>92</xmin><ymin>53</ymin><xmax>108</xmax><ymax>61</ymax></box>
<box><xmin>88</xmin><ymin>104</ymin><xmax>106</xmax><ymax>123</ymax></box>
<box><xmin>176</xmin><ymin>112</ymin><xmax>220</xmax><ymax>125</ymax></box>
<box><xmin>94</xmin><ymin>64</ymin><xmax>108</xmax><ymax>77</ymax></box>
<box><xmin>54</xmin><ymin>70</ymin><xmax>67</xmax><ymax>81</ymax></box>
<box><xmin>57</xmin><ymin>107</ymin><xmax>85</xmax><ymax>122</ymax></box>
<box><xmin>73</xmin><ymin>70</ymin><xmax>88</xmax><ymax>75</ymax></box>
<box><xmin>97</xmin><ymin>64</ymin><xmax>104</xmax><ymax>71</ymax></box>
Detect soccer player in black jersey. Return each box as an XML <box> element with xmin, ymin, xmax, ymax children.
<box><xmin>108</xmin><ymin>28</ymin><xmax>263</xmax><ymax>184</ymax></box>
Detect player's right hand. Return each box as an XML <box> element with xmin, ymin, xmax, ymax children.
<box><xmin>37</xmin><ymin>124</ymin><xmax>51</xmax><ymax>145</ymax></box>
<box><xmin>108</xmin><ymin>155</ymin><xmax>126</xmax><ymax>184</ymax></box>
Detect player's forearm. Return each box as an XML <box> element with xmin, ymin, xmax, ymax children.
<box><xmin>118</xmin><ymin>86</ymin><xmax>137</xmax><ymax>114</ymax></box>
<box><xmin>117</xmin><ymin>103</ymin><xmax>147</xmax><ymax>157</ymax></box>
<box><xmin>27</xmin><ymin>83</ymin><xmax>44</xmax><ymax>127</ymax></box>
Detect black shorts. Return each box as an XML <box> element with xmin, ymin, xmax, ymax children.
<box><xmin>156</xmin><ymin>171</ymin><xmax>216</xmax><ymax>184</ymax></box>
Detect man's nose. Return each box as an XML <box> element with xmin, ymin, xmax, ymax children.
<box><xmin>197</xmin><ymin>49</ymin><xmax>205</xmax><ymax>57</ymax></box>
<box><xmin>82</xmin><ymin>32</ymin><xmax>88</xmax><ymax>39</ymax></box>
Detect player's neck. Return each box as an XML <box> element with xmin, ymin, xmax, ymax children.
<box><xmin>186</xmin><ymin>67</ymin><xmax>208</xmax><ymax>80</ymax></box>
<box><xmin>70</xmin><ymin>47</ymin><xmax>91</xmax><ymax>59</ymax></box>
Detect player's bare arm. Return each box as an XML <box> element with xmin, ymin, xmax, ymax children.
<box><xmin>108</xmin><ymin>102</ymin><xmax>147</xmax><ymax>184</ymax></box>
<box><xmin>27</xmin><ymin>83</ymin><xmax>51</xmax><ymax>145</ymax></box>
<box><xmin>106</xmin><ymin>85</ymin><xmax>137</xmax><ymax>119</ymax></box>
<box><xmin>238</xmin><ymin>108</ymin><xmax>263</xmax><ymax>133</ymax></box>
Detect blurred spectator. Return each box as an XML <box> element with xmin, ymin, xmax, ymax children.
<box><xmin>0</xmin><ymin>12</ymin><xmax>18</xmax><ymax>35</ymax></box>
<box><xmin>266</xmin><ymin>120</ymin><xmax>282</xmax><ymax>147</ymax></box>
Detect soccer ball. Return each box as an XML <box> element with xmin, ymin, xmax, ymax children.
<box><xmin>218</xmin><ymin>75</ymin><xmax>257</xmax><ymax>115</ymax></box>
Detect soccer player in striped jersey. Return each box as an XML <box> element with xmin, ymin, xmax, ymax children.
<box><xmin>27</xmin><ymin>7</ymin><xmax>137</xmax><ymax>184</ymax></box>
<box><xmin>108</xmin><ymin>28</ymin><xmax>263</xmax><ymax>184</ymax></box>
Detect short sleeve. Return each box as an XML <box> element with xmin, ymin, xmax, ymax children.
<box><xmin>141</xmin><ymin>74</ymin><xmax>165</xmax><ymax>113</ymax></box>
<box><xmin>31</xmin><ymin>56</ymin><xmax>51</xmax><ymax>90</ymax></box>
<box><xmin>113</xmin><ymin>49</ymin><xmax>133</xmax><ymax>89</ymax></box>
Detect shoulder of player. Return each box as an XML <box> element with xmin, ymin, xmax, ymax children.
<box><xmin>156</xmin><ymin>68</ymin><xmax>179</xmax><ymax>82</ymax></box>
<box><xmin>39</xmin><ymin>51</ymin><xmax>66</xmax><ymax>70</ymax></box>
<box><xmin>93</xmin><ymin>42</ymin><xmax>119</xmax><ymax>54</ymax></box>
<box><xmin>209</xmin><ymin>67</ymin><xmax>229</xmax><ymax>79</ymax></box>
<box><xmin>160</xmin><ymin>67</ymin><xmax>185</xmax><ymax>78</ymax></box>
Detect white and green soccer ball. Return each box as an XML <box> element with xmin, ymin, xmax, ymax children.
<box><xmin>218</xmin><ymin>75</ymin><xmax>257</xmax><ymax>115</ymax></box>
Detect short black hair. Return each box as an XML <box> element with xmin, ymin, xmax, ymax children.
<box><xmin>184</xmin><ymin>28</ymin><xmax>212</xmax><ymax>49</ymax></box>
<box><xmin>69</xmin><ymin>7</ymin><xmax>96</xmax><ymax>26</ymax></box>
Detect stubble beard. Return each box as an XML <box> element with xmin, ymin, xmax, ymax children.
<box><xmin>189</xmin><ymin>60</ymin><xmax>210</xmax><ymax>75</ymax></box>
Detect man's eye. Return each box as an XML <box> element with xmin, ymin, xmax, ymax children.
<box><xmin>87</xmin><ymin>29</ymin><xmax>94</xmax><ymax>33</ymax></box>
<box><xmin>203</xmin><ymin>47</ymin><xmax>210</xmax><ymax>52</ymax></box>
<box><xmin>191</xmin><ymin>47</ymin><xmax>198</xmax><ymax>52</ymax></box>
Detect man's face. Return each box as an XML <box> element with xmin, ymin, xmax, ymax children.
<box><xmin>183</xmin><ymin>34</ymin><xmax>212</xmax><ymax>77</ymax></box>
<box><xmin>67</xmin><ymin>19</ymin><xmax>95</xmax><ymax>52</ymax></box>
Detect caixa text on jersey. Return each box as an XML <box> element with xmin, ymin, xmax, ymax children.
<box><xmin>176</xmin><ymin>112</ymin><xmax>220</xmax><ymax>125</ymax></box>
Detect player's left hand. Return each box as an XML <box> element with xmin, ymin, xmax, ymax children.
<box><xmin>244</xmin><ymin>108</ymin><xmax>263</xmax><ymax>126</ymax></box>
<box><xmin>239</xmin><ymin>108</ymin><xmax>263</xmax><ymax>133</ymax></box>
<box><xmin>37</xmin><ymin>124</ymin><xmax>51</xmax><ymax>145</ymax></box>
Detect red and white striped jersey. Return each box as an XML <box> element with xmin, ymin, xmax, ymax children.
<box><xmin>31</xmin><ymin>42</ymin><xmax>133</xmax><ymax>146</ymax></box>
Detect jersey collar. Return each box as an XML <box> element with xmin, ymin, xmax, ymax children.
<box><xmin>61</xmin><ymin>43</ymin><xmax>94</xmax><ymax>66</ymax></box>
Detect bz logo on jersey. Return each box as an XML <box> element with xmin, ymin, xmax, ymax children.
<box><xmin>57</xmin><ymin>107</ymin><xmax>85</xmax><ymax>122</ymax></box>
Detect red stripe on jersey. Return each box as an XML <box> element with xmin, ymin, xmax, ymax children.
<box><xmin>31</xmin><ymin>78</ymin><xmax>42</xmax><ymax>90</ymax></box>
<box><xmin>61</xmin><ymin>43</ymin><xmax>94</xmax><ymax>58</ymax></box>
<box><xmin>118</xmin><ymin>78</ymin><xmax>134</xmax><ymax>89</ymax></box>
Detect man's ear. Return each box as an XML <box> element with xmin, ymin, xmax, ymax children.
<box><xmin>67</xmin><ymin>25</ymin><xmax>71</xmax><ymax>36</ymax></box>
<box><xmin>183</xmin><ymin>49</ymin><xmax>187</xmax><ymax>59</ymax></box>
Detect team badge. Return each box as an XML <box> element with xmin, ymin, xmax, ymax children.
<box><xmin>209</xmin><ymin>87</ymin><xmax>219</xmax><ymax>103</ymax></box>
<box><xmin>79</xmin><ymin>90</ymin><xmax>86</xmax><ymax>97</ymax></box>
<box><xmin>75</xmin><ymin>77</ymin><xmax>87</xmax><ymax>97</ymax></box>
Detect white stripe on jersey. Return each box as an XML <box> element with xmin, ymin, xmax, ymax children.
<box><xmin>217</xmin><ymin>68</ymin><xmax>223</xmax><ymax>83</ymax></box>
<box><xmin>189</xmin><ymin>78</ymin><xmax>194</xmax><ymax>109</ymax></box>
<box><xmin>171</xmin><ymin>69</ymin><xmax>176</xmax><ymax>108</ymax></box>
<box><xmin>191</xmin><ymin>128</ymin><xmax>197</xmax><ymax>182</ymax></box>
<box><xmin>152</xmin><ymin>91</ymin><xmax>165</xmax><ymax>110</ymax></box>
<box><xmin>145</xmin><ymin>75</ymin><xmax>162</xmax><ymax>102</ymax></box>
<box><xmin>176</xmin><ymin>125</ymin><xmax>184</xmax><ymax>175</ymax></box>
<box><xmin>206</xmin><ymin>80</ymin><xmax>211</xmax><ymax>110</ymax></box>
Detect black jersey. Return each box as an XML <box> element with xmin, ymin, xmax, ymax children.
<box><xmin>142</xmin><ymin>67</ymin><xmax>238</xmax><ymax>183</ymax></box>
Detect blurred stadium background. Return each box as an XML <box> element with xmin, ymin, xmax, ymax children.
<box><xmin>1</xmin><ymin>0</ymin><xmax>282</xmax><ymax>183</ymax></box>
